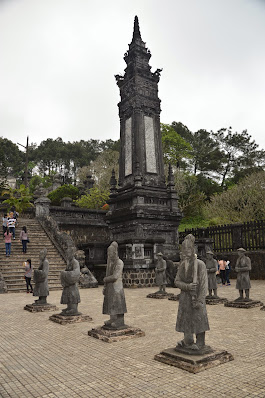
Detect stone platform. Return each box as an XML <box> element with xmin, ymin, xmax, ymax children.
<box><xmin>261</xmin><ymin>306</ymin><xmax>265</xmax><ymax>311</ymax></box>
<box><xmin>224</xmin><ymin>300</ymin><xmax>263</xmax><ymax>309</ymax></box>
<box><xmin>146</xmin><ymin>292</ymin><xmax>174</xmax><ymax>299</ymax></box>
<box><xmin>49</xmin><ymin>313</ymin><xmax>92</xmax><ymax>325</ymax></box>
<box><xmin>88</xmin><ymin>326</ymin><xmax>145</xmax><ymax>343</ymax></box>
<box><xmin>168</xmin><ymin>294</ymin><xmax>180</xmax><ymax>301</ymax></box>
<box><xmin>24</xmin><ymin>303</ymin><xmax>58</xmax><ymax>312</ymax></box>
<box><xmin>206</xmin><ymin>296</ymin><xmax>228</xmax><ymax>305</ymax></box>
<box><xmin>154</xmin><ymin>347</ymin><xmax>234</xmax><ymax>373</ymax></box>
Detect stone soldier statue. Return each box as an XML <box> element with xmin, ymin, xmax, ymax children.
<box><xmin>175</xmin><ymin>234</ymin><xmax>210</xmax><ymax>352</ymax></box>
<box><xmin>155</xmin><ymin>252</ymin><xmax>167</xmax><ymax>293</ymax></box>
<box><xmin>60</xmin><ymin>246</ymin><xmax>81</xmax><ymax>316</ymax></box>
<box><xmin>205</xmin><ymin>251</ymin><xmax>218</xmax><ymax>298</ymax></box>
<box><xmin>33</xmin><ymin>248</ymin><xmax>49</xmax><ymax>305</ymax></box>
<box><xmin>235</xmin><ymin>248</ymin><xmax>251</xmax><ymax>301</ymax></box>
<box><xmin>103</xmin><ymin>241</ymin><xmax>127</xmax><ymax>329</ymax></box>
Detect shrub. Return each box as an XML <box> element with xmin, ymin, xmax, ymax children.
<box><xmin>48</xmin><ymin>184</ymin><xmax>79</xmax><ymax>206</ymax></box>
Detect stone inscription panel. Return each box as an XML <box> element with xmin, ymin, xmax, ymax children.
<box><xmin>125</xmin><ymin>117</ymin><xmax>132</xmax><ymax>176</ymax></box>
<box><xmin>144</xmin><ymin>116</ymin><xmax>157</xmax><ymax>173</ymax></box>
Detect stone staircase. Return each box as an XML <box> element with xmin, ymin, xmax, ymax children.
<box><xmin>0</xmin><ymin>218</ymin><xmax>66</xmax><ymax>292</ymax></box>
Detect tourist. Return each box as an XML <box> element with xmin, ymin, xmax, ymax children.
<box><xmin>20</xmin><ymin>226</ymin><xmax>29</xmax><ymax>253</ymax></box>
<box><xmin>7</xmin><ymin>216</ymin><xmax>16</xmax><ymax>239</ymax></box>
<box><xmin>4</xmin><ymin>227</ymin><xmax>12</xmax><ymax>257</ymax></box>
<box><xmin>24</xmin><ymin>259</ymin><xmax>33</xmax><ymax>293</ymax></box>
<box><xmin>225</xmin><ymin>259</ymin><xmax>231</xmax><ymax>285</ymax></box>
<box><xmin>218</xmin><ymin>257</ymin><xmax>227</xmax><ymax>286</ymax></box>
<box><xmin>2</xmin><ymin>213</ymin><xmax>8</xmax><ymax>237</ymax></box>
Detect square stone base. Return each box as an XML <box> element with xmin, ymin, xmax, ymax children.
<box><xmin>224</xmin><ymin>300</ymin><xmax>263</xmax><ymax>309</ymax></box>
<box><xmin>154</xmin><ymin>347</ymin><xmax>234</xmax><ymax>373</ymax></box>
<box><xmin>146</xmin><ymin>292</ymin><xmax>174</xmax><ymax>299</ymax></box>
<box><xmin>24</xmin><ymin>304</ymin><xmax>58</xmax><ymax>312</ymax></box>
<box><xmin>49</xmin><ymin>313</ymin><xmax>92</xmax><ymax>325</ymax></box>
<box><xmin>206</xmin><ymin>297</ymin><xmax>228</xmax><ymax>305</ymax></box>
<box><xmin>88</xmin><ymin>326</ymin><xmax>145</xmax><ymax>343</ymax></box>
<box><xmin>168</xmin><ymin>294</ymin><xmax>180</xmax><ymax>301</ymax></box>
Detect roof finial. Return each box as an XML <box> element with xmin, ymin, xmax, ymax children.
<box><xmin>133</xmin><ymin>15</ymin><xmax>142</xmax><ymax>41</ymax></box>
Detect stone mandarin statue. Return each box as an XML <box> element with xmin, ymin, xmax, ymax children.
<box><xmin>205</xmin><ymin>251</ymin><xmax>218</xmax><ymax>298</ymax></box>
<box><xmin>155</xmin><ymin>252</ymin><xmax>167</xmax><ymax>293</ymax></box>
<box><xmin>103</xmin><ymin>241</ymin><xmax>127</xmax><ymax>329</ymax></box>
<box><xmin>235</xmin><ymin>248</ymin><xmax>251</xmax><ymax>301</ymax></box>
<box><xmin>174</xmin><ymin>234</ymin><xmax>210</xmax><ymax>352</ymax></box>
<box><xmin>60</xmin><ymin>246</ymin><xmax>81</xmax><ymax>316</ymax></box>
<box><xmin>33</xmin><ymin>248</ymin><xmax>49</xmax><ymax>305</ymax></box>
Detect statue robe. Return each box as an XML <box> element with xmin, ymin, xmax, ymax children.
<box><xmin>155</xmin><ymin>259</ymin><xmax>167</xmax><ymax>286</ymax></box>
<box><xmin>236</xmin><ymin>255</ymin><xmax>251</xmax><ymax>290</ymax></box>
<box><xmin>60</xmin><ymin>258</ymin><xmax>81</xmax><ymax>304</ymax></box>
<box><xmin>103</xmin><ymin>258</ymin><xmax>127</xmax><ymax>315</ymax></box>
<box><xmin>206</xmin><ymin>258</ymin><xmax>218</xmax><ymax>290</ymax></box>
<box><xmin>175</xmin><ymin>258</ymin><xmax>209</xmax><ymax>335</ymax></box>
<box><xmin>33</xmin><ymin>258</ymin><xmax>49</xmax><ymax>297</ymax></box>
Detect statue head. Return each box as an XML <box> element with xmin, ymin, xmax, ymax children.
<box><xmin>108</xmin><ymin>241</ymin><xmax>118</xmax><ymax>262</ymax></box>
<box><xmin>39</xmin><ymin>248</ymin><xmax>47</xmax><ymax>261</ymax></box>
<box><xmin>237</xmin><ymin>247</ymin><xmax>246</xmax><ymax>258</ymax></box>
<box><xmin>206</xmin><ymin>250</ymin><xmax>214</xmax><ymax>260</ymax></box>
<box><xmin>181</xmin><ymin>234</ymin><xmax>196</xmax><ymax>259</ymax></box>
<box><xmin>66</xmin><ymin>245</ymin><xmax>76</xmax><ymax>261</ymax></box>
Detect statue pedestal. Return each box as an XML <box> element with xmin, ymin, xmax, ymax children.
<box><xmin>225</xmin><ymin>300</ymin><xmax>263</xmax><ymax>309</ymax></box>
<box><xmin>24</xmin><ymin>303</ymin><xmax>58</xmax><ymax>312</ymax></box>
<box><xmin>146</xmin><ymin>291</ymin><xmax>174</xmax><ymax>299</ymax></box>
<box><xmin>206</xmin><ymin>297</ymin><xmax>228</xmax><ymax>305</ymax></box>
<box><xmin>260</xmin><ymin>306</ymin><xmax>265</xmax><ymax>311</ymax></box>
<box><xmin>49</xmin><ymin>313</ymin><xmax>92</xmax><ymax>325</ymax></box>
<box><xmin>154</xmin><ymin>347</ymin><xmax>234</xmax><ymax>373</ymax></box>
<box><xmin>168</xmin><ymin>294</ymin><xmax>180</xmax><ymax>301</ymax></box>
<box><xmin>88</xmin><ymin>326</ymin><xmax>145</xmax><ymax>343</ymax></box>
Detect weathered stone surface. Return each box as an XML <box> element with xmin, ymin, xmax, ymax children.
<box><xmin>49</xmin><ymin>313</ymin><xmax>92</xmax><ymax>325</ymax></box>
<box><xmin>146</xmin><ymin>292</ymin><xmax>174</xmax><ymax>299</ymax></box>
<box><xmin>88</xmin><ymin>326</ymin><xmax>145</xmax><ymax>343</ymax></box>
<box><xmin>225</xmin><ymin>300</ymin><xmax>263</xmax><ymax>309</ymax></box>
<box><xmin>24</xmin><ymin>303</ymin><xmax>58</xmax><ymax>312</ymax></box>
<box><xmin>0</xmin><ymin>273</ymin><xmax>7</xmax><ymax>294</ymax></box>
<box><xmin>154</xmin><ymin>347</ymin><xmax>234</xmax><ymax>373</ymax></box>
<box><xmin>206</xmin><ymin>297</ymin><xmax>228</xmax><ymax>305</ymax></box>
<box><xmin>79</xmin><ymin>267</ymin><xmax>98</xmax><ymax>288</ymax></box>
<box><xmin>168</xmin><ymin>294</ymin><xmax>180</xmax><ymax>301</ymax></box>
<box><xmin>261</xmin><ymin>306</ymin><xmax>265</xmax><ymax>311</ymax></box>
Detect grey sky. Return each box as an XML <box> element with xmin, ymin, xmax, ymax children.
<box><xmin>0</xmin><ymin>0</ymin><xmax>265</xmax><ymax>149</ymax></box>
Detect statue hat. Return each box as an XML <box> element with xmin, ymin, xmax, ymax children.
<box><xmin>157</xmin><ymin>252</ymin><xmax>163</xmax><ymax>256</ymax></box>
<box><xmin>237</xmin><ymin>247</ymin><xmax>246</xmax><ymax>252</ymax></box>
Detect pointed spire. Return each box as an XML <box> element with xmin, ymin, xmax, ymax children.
<box><xmin>132</xmin><ymin>16</ymin><xmax>142</xmax><ymax>41</ymax></box>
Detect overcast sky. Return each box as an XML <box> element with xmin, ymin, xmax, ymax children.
<box><xmin>0</xmin><ymin>0</ymin><xmax>265</xmax><ymax>150</ymax></box>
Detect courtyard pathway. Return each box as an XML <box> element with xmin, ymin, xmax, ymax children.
<box><xmin>0</xmin><ymin>281</ymin><xmax>265</xmax><ymax>398</ymax></box>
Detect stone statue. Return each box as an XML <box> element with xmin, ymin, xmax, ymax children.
<box><xmin>175</xmin><ymin>234</ymin><xmax>210</xmax><ymax>352</ymax></box>
<box><xmin>155</xmin><ymin>252</ymin><xmax>167</xmax><ymax>293</ymax></box>
<box><xmin>205</xmin><ymin>251</ymin><xmax>218</xmax><ymax>298</ymax></box>
<box><xmin>33</xmin><ymin>248</ymin><xmax>49</xmax><ymax>304</ymax></box>
<box><xmin>0</xmin><ymin>273</ymin><xmax>7</xmax><ymax>293</ymax></box>
<box><xmin>60</xmin><ymin>246</ymin><xmax>81</xmax><ymax>315</ymax></box>
<box><xmin>103</xmin><ymin>241</ymin><xmax>127</xmax><ymax>329</ymax></box>
<box><xmin>235</xmin><ymin>248</ymin><xmax>251</xmax><ymax>301</ymax></box>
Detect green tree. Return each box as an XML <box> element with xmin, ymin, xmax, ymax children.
<box><xmin>75</xmin><ymin>186</ymin><xmax>109</xmax><ymax>210</ymax></box>
<box><xmin>0</xmin><ymin>137</ymin><xmax>24</xmax><ymax>178</ymax></box>
<box><xmin>3</xmin><ymin>185</ymin><xmax>33</xmax><ymax>214</ymax></box>
<box><xmin>47</xmin><ymin>184</ymin><xmax>79</xmax><ymax>206</ymax></box>
<box><xmin>213</xmin><ymin>128</ymin><xmax>261</xmax><ymax>187</ymax></box>
<box><xmin>161</xmin><ymin>123</ymin><xmax>192</xmax><ymax>168</ymax></box>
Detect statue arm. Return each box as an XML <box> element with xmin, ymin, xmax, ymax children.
<box><xmin>197</xmin><ymin>262</ymin><xmax>208</xmax><ymax>303</ymax></box>
<box><xmin>174</xmin><ymin>267</ymin><xmax>190</xmax><ymax>292</ymax></box>
<box><xmin>104</xmin><ymin>260</ymin><xmax>123</xmax><ymax>283</ymax></box>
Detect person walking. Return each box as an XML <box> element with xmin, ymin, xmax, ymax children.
<box><xmin>7</xmin><ymin>216</ymin><xmax>16</xmax><ymax>239</ymax></box>
<box><xmin>24</xmin><ymin>259</ymin><xmax>33</xmax><ymax>293</ymax></box>
<box><xmin>225</xmin><ymin>259</ymin><xmax>231</xmax><ymax>285</ymax></box>
<box><xmin>20</xmin><ymin>226</ymin><xmax>29</xmax><ymax>253</ymax></box>
<box><xmin>4</xmin><ymin>227</ymin><xmax>12</xmax><ymax>257</ymax></box>
<box><xmin>218</xmin><ymin>257</ymin><xmax>227</xmax><ymax>286</ymax></box>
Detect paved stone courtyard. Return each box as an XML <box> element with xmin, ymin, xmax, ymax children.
<box><xmin>1</xmin><ymin>281</ymin><xmax>265</xmax><ymax>398</ymax></box>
